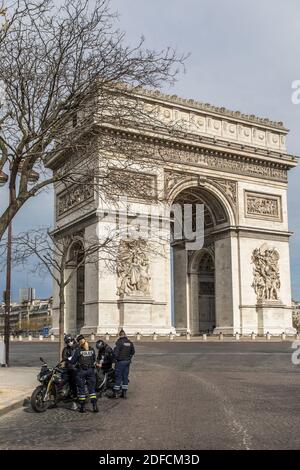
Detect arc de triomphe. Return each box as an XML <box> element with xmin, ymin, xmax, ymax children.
<box><xmin>48</xmin><ymin>89</ymin><xmax>297</xmax><ymax>336</ymax></box>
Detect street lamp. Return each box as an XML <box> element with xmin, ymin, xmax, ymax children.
<box><xmin>0</xmin><ymin>169</ymin><xmax>10</xmax><ymax>366</ymax></box>
<box><xmin>0</xmin><ymin>166</ymin><xmax>39</xmax><ymax>366</ymax></box>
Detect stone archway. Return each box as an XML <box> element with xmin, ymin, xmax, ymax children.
<box><xmin>65</xmin><ymin>240</ymin><xmax>85</xmax><ymax>335</ymax></box>
<box><xmin>170</xmin><ymin>183</ymin><xmax>237</xmax><ymax>335</ymax></box>
<box><xmin>76</xmin><ymin>248</ymin><xmax>85</xmax><ymax>332</ymax></box>
<box><xmin>197</xmin><ymin>250</ymin><xmax>215</xmax><ymax>332</ymax></box>
<box><xmin>188</xmin><ymin>247</ymin><xmax>217</xmax><ymax>334</ymax></box>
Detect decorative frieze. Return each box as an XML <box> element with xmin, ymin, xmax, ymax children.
<box><xmin>245</xmin><ymin>191</ymin><xmax>282</xmax><ymax>221</ymax></box>
<box><xmin>251</xmin><ymin>245</ymin><xmax>280</xmax><ymax>302</ymax></box>
<box><xmin>102</xmin><ymin>127</ymin><xmax>289</xmax><ymax>182</ymax></box>
<box><xmin>161</xmin><ymin>146</ymin><xmax>287</xmax><ymax>182</ymax></box>
<box><xmin>57</xmin><ymin>183</ymin><xmax>94</xmax><ymax>217</ymax></box>
<box><xmin>107</xmin><ymin>169</ymin><xmax>157</xmax><ymax>200</ymax></box>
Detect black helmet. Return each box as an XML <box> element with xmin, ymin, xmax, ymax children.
<box><xmin>96</xmin><ymin>340</ymin><xmax>106</xmax><ymax>353</ymax></box>
<box><xmin>64</xmin><ymin>334</ymin><xmax>74</xmax><ymax>345</ymax></box>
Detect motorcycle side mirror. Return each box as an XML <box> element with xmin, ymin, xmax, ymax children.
<box><xmin>40</xmin><ymin>357</ymin><xmax>45</xmax><ymax>363</ymax></box>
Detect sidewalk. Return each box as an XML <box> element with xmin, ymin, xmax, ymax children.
<box><xmin>0</xmin><ymin>367</ymin><xmax>38</xmax><ymax>417</ymax></box>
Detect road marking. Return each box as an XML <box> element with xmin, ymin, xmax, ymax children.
<box><xmin>148</xmin><ymin>360</ymin><xmax>253</xmax><ymax>450</ymax></box>
<box><xmin>188</xmin><ymin>372</ymin><xmax>253</xmax><ymax>451</ymax></box>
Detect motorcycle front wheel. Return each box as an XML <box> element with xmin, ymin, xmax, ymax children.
<box><xmin>30</xmin><ymin>385</ymin><xmax>50</xmax><ymax>412</ymax></box>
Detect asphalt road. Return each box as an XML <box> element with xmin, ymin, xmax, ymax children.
<box><xmin>0</xmin><ymin>341</ymin><xmax>300</xmax><ymax>450</ymax></box>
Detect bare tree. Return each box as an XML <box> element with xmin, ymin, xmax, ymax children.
<box><xmin>0</xmin><ymin>211</ymin><xmax>169</xmax><ymax>354</ymax></box>
<box><xmin>0</xmin><ymin>0</ymin><xmax>186</xmax><ymax>241</ymax></box>
<box><xmin>2</xmin><ymin>227</ymin><xmax>118</xmax><ymax>355</ymax></box>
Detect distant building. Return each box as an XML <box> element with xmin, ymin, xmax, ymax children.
<box><xmin>0</xmin><ymin>290</ymin><xmax>52</xmax><ymax>335</ymax></box>
<box><xmin>19</xmin><ymin>288</ymin><xmax>36</xmax><ymax>304</ymax></box>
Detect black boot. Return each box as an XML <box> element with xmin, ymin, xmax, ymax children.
<box><xmin>121</xmin><ymin>390</ymin><xmax>127</xmax><ymax>399</ymax></box>
<box><xmin>114</xmin><ymin>390</ymin><xmax>120</xmax><ymax>399</ymax></box>
<box><xmin>79</xmin><ymin>401</ymin><xmax>86</xmax><ymax>413</ymax></box>
<box><xmin>91</xmin><ymin>399</ymin><xmax>99</xmax><ymax>413</ymax></box>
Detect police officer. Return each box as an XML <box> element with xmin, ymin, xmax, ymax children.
<box><xmin>96</xmin><ymin>340</ymin><xmax>114</xmax><ymax>372</ymax></box>
<box><xmin>113</xmin><ymin>329</ymin><xmax>135</xmax><ymax>399</ymax></box>
<box><xmin>62</xmin><ymin>334</ymin><xmax>78</xmax><ymax>410</ymax></box>
<box><xmin>69</xmin><ymin>334</ymin><xmax>98</xmax><ymax>413</ymax></box>
<box><xmin>95</xmin><ymin>340</ymin><xmax>115</xmax><ymax>395</ymax></box>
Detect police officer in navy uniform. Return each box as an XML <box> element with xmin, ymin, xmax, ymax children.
<box><xmin>69</xmin><ymin>334</ymin><xmax>98</xmax><ymax>413</ymax></box>
<box><xmin>96</xmin><ymin>340</ymin><xmax>114</xmax><ymax>372</ymax></box>
<box><xmin>95</xmin><ymin>340</ymin><xmax>115</xmax><ymax>395</ymax></box>
<box><xmin>62</xmin><ymin>334</ymin><xmax>78</xmax><ymax>410</ymax></box>
<box><xmin>113</xmin><ymin>329</ymin><xmax>135</xmax><ymax>399</ymax></box>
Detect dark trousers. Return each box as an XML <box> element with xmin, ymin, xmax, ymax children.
<box><xmin>76</xmin><ymin>368</ymin><xmax>96</xmax><ymax>401</ymax></box>
<box><xmin>67</xmin><ymin>369</ymin><xmax>78</xmax><ymax>398</ymax></box>
<box><xmin>114</xmin><ymin>360</ymin><xmax>130</xmax><ymax>391</ymax></box>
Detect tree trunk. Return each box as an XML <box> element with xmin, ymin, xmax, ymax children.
<box><xmin>0</xmin><ymin>198</ymin><xmax>26</xmax><ymax>242</ymax></box>
<box><xmin>58</xmin><ymin>283</ymin><xmax>65</xmax><ymax>359</ymax></box>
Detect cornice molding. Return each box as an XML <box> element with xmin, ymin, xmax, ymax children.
<box><xmin>100</xmin><ymin>124</ymin><xmax>296</xmax><ymax>170</ymax></box>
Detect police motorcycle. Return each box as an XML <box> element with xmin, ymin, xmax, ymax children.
<box><xmin>31</xmin><ymin>357</ymin><xmax>74</xmax><ymax>412</ymax></box>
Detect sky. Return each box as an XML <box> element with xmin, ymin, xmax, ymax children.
<box><xmin>0</xmin><ymin>0</ymin><xmax>299</xmax><ymax>301</ymax></box>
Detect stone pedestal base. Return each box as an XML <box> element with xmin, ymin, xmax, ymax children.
<box><xmin>95</xmin><ymin>325</ymin><xmax>176</xmax><ymax>335</ymax></box>
<box><xmin>213</xmin><ymin>326</ymin><xmax>235</xmax><ymax>335</ymax></box>
<box><xmin>240</xmin><ymin>303</ymin><xmax>295</xmax><ymax>336</ymax></box>
<box><xmin>256</xmin><ymin>303</ymin><xmax>295</xmax><ymax>335</ymax></box>
<box><xmin>67</xmin><ymin>296</ymin><xmax>174</xmax><ymax>336</ymax></box>
<box><xmin>175</xmin><ymin>327</ymin><xmax>189</xmax><ymax>335</ymax></box>
<box><xmin>109</xmin><ymin>296</ymin><xmax>175</xmax><ymax>335</ymax></box>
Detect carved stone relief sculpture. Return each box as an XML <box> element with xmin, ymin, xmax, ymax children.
<box><xmin>164</xmin><ymin>170</ymin><xmax>237</xmax><ymax>214</ymax></box>
<box><xmin>251</xmin><ymin>245</ymin><xmax>280</xmax><ymax>302</ymax></box>
<box><xmin>117</xmin><ymin>238</ymin><xmax>151</xmax><ymax>296</ymax></box>
<box><xmin>245</xmin><ymin>192</ymin><xmax>281</xmax><ymax>220</ymax></box>
<box><xmin>212</xmin><ymin>178</ymin><xmax>237</xmax><ymax>207</ymax></box>
<box><xmin>57</xmin><ymin>184</ymin><xmax>94</xmax><ymax>217</ymax></box>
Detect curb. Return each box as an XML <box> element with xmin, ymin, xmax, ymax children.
<box><xmin>0</xmin><ymin>397</ymin><xmax>27</xmax><ymax>418</ymax></box>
